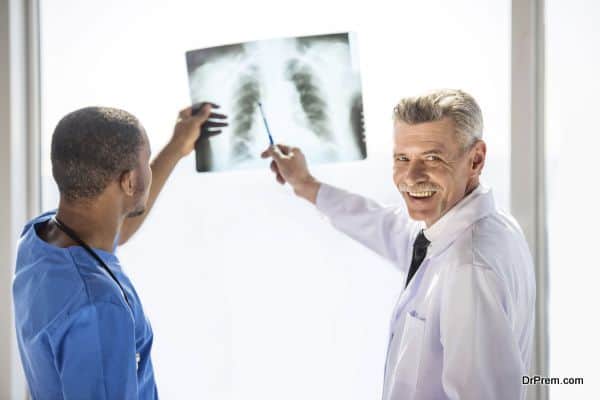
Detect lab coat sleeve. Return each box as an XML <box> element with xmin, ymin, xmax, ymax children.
<box><xmin>315</xmin><ymin>183</ymin><xmax>415</xmax><ymax>268</ymax></box>
<box><xmin>50</xmin><ymin>301</ymin><xmax>138</xmax><ymax>400</ymax></box>
<box><xmin>439</xmin><ymin>264</ymin><xmax>525</xmax><ymax>400</ymax></box>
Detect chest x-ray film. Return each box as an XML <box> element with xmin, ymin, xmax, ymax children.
<box><xmin>186</xmin><ymin>32</ymin><xmax>366</xmax><ymax>172</ymax></box>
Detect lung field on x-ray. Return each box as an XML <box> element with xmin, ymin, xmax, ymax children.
<box><xmin>285</xmin><ymin>59</ymin><xmax>332</xmax><ymax>141</ymax></box>
<box><xmin>231</xmin><ymin>65</ymin><xmax>261</xmax><ymax>162</ymax></box>
<box><xmin>186</xmin><ymin>33</ymin><xmax>366</xmax><ymax>172</ymax></box>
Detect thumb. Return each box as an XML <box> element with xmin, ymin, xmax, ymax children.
<box><xmin>272</xmin><ymin>145</ymin><xmax>285</xmax><ymax>160</ymax></box>
<box><xmin>193</xmin><ymin>103</ymin><xmax>212</xmax><ymax>123</ymax></box>
<box><xmin>260</xmin><ymin>145</ymin><xmax>284</xmax><ymax>160</ymax></box>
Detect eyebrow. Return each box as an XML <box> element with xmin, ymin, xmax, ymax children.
<box><xmin>394</xmin><ymin>148</ymin><xmax>446</xmax><ymax>157</ymax></box>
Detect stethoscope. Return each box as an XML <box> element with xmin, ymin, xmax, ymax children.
<box><xmin>52</xmin><ymin>217</ymin><xmax>131</xmax><ymax>308</ymax></box>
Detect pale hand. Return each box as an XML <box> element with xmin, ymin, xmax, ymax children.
<box><xmin>260</xmin><ymin>144</ymin><xmax>321</xmax><ymax>203</ymax></box>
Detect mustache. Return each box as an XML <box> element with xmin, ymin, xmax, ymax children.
<box><xmin>397</xmin><ymin>183</ymin><xmax>441</xmax><ymax>192</ymax></box>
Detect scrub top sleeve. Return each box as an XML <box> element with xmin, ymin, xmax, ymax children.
<box><xmin>51</xmin><ymin>302</ymin><xmax>138</xmax><ymax>400</ymax></box>
<box><xmin>439</xmin><ymin>264</ymin><xmax>525</xmax><ymax>400</ymax></box>
<box><xmin>315</xmin><ymin>183</ymin><xmax>414</xmax><ymax>267</ymax></box>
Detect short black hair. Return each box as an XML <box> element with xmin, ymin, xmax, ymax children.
<box><xmin>51</xmin><ymin>106</ymin><xmax>144</xmax><ymax>201</ymax></box>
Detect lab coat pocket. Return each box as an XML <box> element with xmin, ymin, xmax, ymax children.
<box><xmin>389</xmin><ymin>312</ymin><xmax>425</xmax><ymax>399</ymax></box>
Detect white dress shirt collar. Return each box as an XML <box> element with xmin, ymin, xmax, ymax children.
<box><xmin>422</xmin><ymin>184</ymin><xmax>495</xmax><ymax>259</ymax></box>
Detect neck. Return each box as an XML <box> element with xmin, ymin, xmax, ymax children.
<box><xmin>424</xmin><ymin>180</ymin><xmax>481</xmax><ymax>228</ymax></box>
<box><xmin>55</xmin><ymin>196</ymin><xmax>124</xmax><ymax>252</ymax></box>
<box><xmin>464</xmin><ymin>179</ymin><xmax>480</xmax><ymax>197</ymax></box>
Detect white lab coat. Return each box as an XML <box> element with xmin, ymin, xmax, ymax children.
<box><xmin>315</xmin><ymin>183</ymin><xmax>536</xmax><ymax>400</ymax></box>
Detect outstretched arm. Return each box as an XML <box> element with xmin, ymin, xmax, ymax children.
<box><xmin>119</xmin><ymin>104</ymin><xmax>227</xmax><ymax>245</ymax></box>
<box><xmin>261</xmin><ymin>144</ymin><xmax>416</xmax><ymax>267</ymax></box>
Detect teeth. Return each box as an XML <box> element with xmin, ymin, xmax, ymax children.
<box><xmin>408</xmin><ymin>191</ymin><xmax>435</xmax><ymax>198</ymax></box>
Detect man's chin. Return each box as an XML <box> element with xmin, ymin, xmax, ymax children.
<box><xmin>405</xmin><ymin>205</ymin><xmax>438</xmax><ymax>223</ymax></box>
<box><xmin>407</xmin><ymin>209</ymin><xmax>430</xmax><ymax>222</ymax></box>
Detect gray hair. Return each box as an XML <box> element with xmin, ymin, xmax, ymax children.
<box><xmin>393</xmin><ymin>89</ymin><xmax>483</xmax><ymax>149</ymax></box>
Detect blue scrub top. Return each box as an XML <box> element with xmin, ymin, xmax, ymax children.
<box><xmin>13</xmin><ymin>211</ymin><xmax>158</xmax><ymax>399</ymax></box>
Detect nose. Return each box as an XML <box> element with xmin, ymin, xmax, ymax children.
<box><xmin>404</xmin><ymin>160</ymin><xmax>428</xmax><ymax>186</ymax></box>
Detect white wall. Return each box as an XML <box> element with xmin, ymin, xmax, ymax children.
<box><xmin>39</xmin><ymin>1</ymin><xmax>510</xmax><ymax>398</ymax></box>
<box><xmin>546</xmin><ymin>0</ymin><xmax>600</xmax><ymax>398</ymax></box>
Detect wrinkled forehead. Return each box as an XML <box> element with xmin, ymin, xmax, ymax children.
<box><xmin>393</xmin><ymin>117</ymin><xmax>461</xmax><ymax>154</ymax></box>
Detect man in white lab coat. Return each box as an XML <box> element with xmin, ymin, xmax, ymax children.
<box><xmin>261</xmin><ymin>89</ymin><xmax>536</xmax><ymax>400</ymax></box>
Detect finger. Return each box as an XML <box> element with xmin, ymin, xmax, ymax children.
<box><xmin>261</xmin><ymin>146</ymin><xmax>279</xmax><ymax>159</ymax></box>
<box><xmin>182</xmin><ymin>103</ymin><xmax>214</xmax><ymax>118</ymax></box>
<box><xmin>261</xmin><ymin>147</ymin><xmax>273</xmax><ymax>158</ymax></box>
<box><xmin>271</xmin><ymin>146</ymin><xmax>284</xmax><ymax>160</ymax></box>
<box><xmin>205</xmin><ymin>129</ymin><xmax>222</xmax><ymax>137</ymax></box>
<box><xmin>188</xmin><ymin>106</ymin><xmax>213</xmax><ymax>126</ymax></box>
<box><xmin>190</xmin><ymin>102</ymin><xmax>217</xmax><ymax>118</ymax></box>
<box><xmin>204</xmin><ymin>121</ymin><xmax>228</xmax><ymax>128</ymax></box>
<box><xmin>191</xmin><ymin>102</ymin><xmax>220</xmax><ymax>115</ymax></box>
<box><xmin>274</xmin><ymin>144</ymin><xmax>293</xmax><ymax>156</ymax></box>
<box><xmin>289</xmin><ymin>146</ymin><xmax>303</xmax><ymax>157</ymax></box>
<box><xmin>276</xmin><ymin>173</ymin><xmax>286</xmax><ymax>184</ymax></box>
<box><xmin>208</xmin><ymin>112</ymin><xmax>227</xmax><ymax>120</ymax></box>
<box><xmin>270</xmin><ymin>160</ymin><xmax>280</xmax><ymax>174</ymax></box>
<box><xmin>198</xmin><ymin>103</ymin><xmax>212</xmax><ymax>119</ymax></box>
<box><xmin>179</xmin><ymin>106</ymin><xmax>193</xmax><ymax>119</ymax></box>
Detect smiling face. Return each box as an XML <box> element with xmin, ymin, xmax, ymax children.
<box><xmin>393</xmin><ymin>117</ymin><xmax>486</xmax><ymax>227</ymax></box>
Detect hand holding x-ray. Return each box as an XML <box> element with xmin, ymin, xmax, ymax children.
<box><xmin>183</xmin><ymin>102</ymin><xmax>228</xmax><ymax>170</ymax></box>
<box><xmin>191</xmin><ymin>102</ymin><xmax>229</xmax><ymax>138</ymax></box>
<box><xmin>170</xmin><ymin>102</ymin><xmax>228</xmax><ymax>159</ymax></box>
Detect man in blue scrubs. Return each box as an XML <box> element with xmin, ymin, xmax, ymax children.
<box><xmin>13</xmin><ymin>104</ymin><xmax>227</xmax><ymax>399</ymax></box>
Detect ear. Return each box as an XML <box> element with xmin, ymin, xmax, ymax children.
<box><xmin>469</xmin><ymin>140</ymin><xmax>487</xmax><ymax>176</ymax></box>
<box><xmin>120</xmin><ymin>170</ymin><xmax>136</xmax><ymax>197</ymax></box>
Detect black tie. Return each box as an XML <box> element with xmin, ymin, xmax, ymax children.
<box><xmin>405</xmin><ymin>230</ymin><xmax>430</xmax><ymax>288</ymax></box>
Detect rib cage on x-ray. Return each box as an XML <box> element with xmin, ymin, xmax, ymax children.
<box><xmin>186</xmin><ymin>33</ymin><xmax>366</xmax><ymax>172</ymax></box>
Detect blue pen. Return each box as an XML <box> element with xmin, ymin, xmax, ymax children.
<box><xmin>257</xmin><ymin>102</ymin><xmax>275</xmax><ymax>146</ymax></box>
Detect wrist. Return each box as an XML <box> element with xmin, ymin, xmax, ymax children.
<box><xmin>164</xmin><ymin>138</ymin><xmax>186</xmax><ymax>161</ymax></box>
<box><xmin>292</xmin><ymin>176</ymin><xmax>321</xmax><ymax>204</ymax></box>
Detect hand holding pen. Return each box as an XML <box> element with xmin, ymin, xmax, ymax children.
<box><xmin>258</xmin><ymin>101</ymin><xmax>319</xmax><ymax>202</ymax></box>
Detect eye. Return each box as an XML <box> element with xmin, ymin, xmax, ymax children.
<box><xmin>424</xmin><ymin>154</ymin><xmax>441</xmax><ymax>162</ymax></box>
<box><xmin>394</xmin><ymin>155</ymin><xmax>409</xmax><ymax>162</ymax></box>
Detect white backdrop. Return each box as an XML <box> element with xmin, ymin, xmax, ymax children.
<box><xmin>546</xmin><ymin>0</ymin><xmax>600</xmax><ymax>398</ymax></box>
<box><xmin>40</xmin><ymin>1</ymin><xmax>510</xmax><ymax>398</ymax></box>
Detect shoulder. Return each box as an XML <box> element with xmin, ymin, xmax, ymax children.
<box><xmin>19</xmin><ymin>210</ymin><xmax>57</xmax><ymax>237</ymax></box>
<box><xmin>14</xmin><ymin>235</ymin><xmax>127</xmax><ymax>339</ymax></box>
<box><xmin>470</xmin><ymin>210</ymin><xmax>533</xmax><ymax>269</ymax></box>
<box><xmin>14</xmin><ymin>212</ymin><xmax>85</xmax><ymax>334</ymax></box>
<box><xmin>447</xmin><ymin>209</ymin><xmax>532</xmax><ymax>269</ymax></box>
<box><xmin>442</xmin><ymin>210</ymin><xmax>535</xmax><ymax>309</ymax></box>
